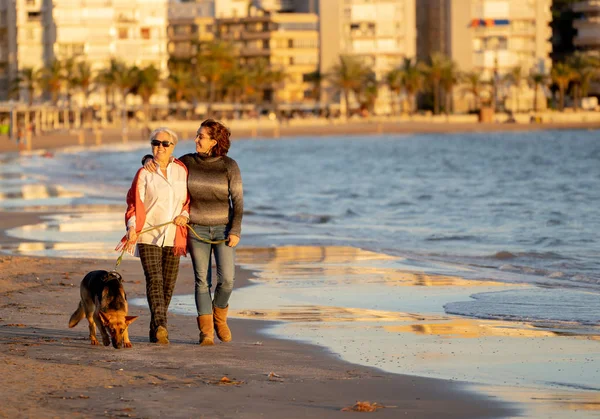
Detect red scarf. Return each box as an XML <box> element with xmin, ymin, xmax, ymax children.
<box><xmin>115</xmin><ymin>158</ymin><xmax>190</xmax><ymax>257</ymax></box>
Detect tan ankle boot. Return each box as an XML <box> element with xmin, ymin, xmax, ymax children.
<box><xmin>213</xmin><ymin>305</ymin><xmax>232</xmax><ymax>342</ymax></box>
<box><xmin>197</xmin><ymin>315</ymin><xmax>214</xmax><ymax>346</ymax></box>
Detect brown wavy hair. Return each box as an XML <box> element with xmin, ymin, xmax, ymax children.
<box><xmin>201</xmin><ymin>119</ymin><xmax>231</xmax><ymax>157</ymax></box>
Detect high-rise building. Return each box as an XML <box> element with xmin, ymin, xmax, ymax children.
<box><xmin>1</xmin><ymin>0</ymin><xmax>170</xmax><ymax>104</ymax></box>
<box><xmin>319</xmin><ymin>0</ymin><xmax>417</xmax><ymax>114</ymax></box>
<box><xmin>168</xmin><ymin>0</ymin><xmax>215</xmax><ymax>63</ymax></box>
<box><xmin>217</xmin><ymin>12</ymin><xmax>319</xmax><ymax>105</ymax></box>
<box><xmin>0</xmin><ymin>0</ymin><xmax>45</xmax><ymax>99</ymax></box>
<box><xmin>572</xmin><ymin>1</ymin><xmax>600</xmax><ymax>96</ymax></box>
<box><xmin>418</xmin><ymin>0</ymin><xmax>552</xmax><ymax>112</ymax></box>
<box><xmin>573</xmin><ymin>1</ymin><xmax>600</xmax><ymax>54</ymax></box>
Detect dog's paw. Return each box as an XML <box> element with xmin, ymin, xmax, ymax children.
<box><xmin>102</xmin><ymin>337</ymin><xmax>110</xmax><ymax>346</ymax></box>
<box><xmin>90</xmin><ymin>337</ymin><xmax>100</xmax><ymax>345</ymax></box>
<box><xmin>124</xmin><ymin>341</ymin><xmax>133</xmax><ymax>348</ymax></box>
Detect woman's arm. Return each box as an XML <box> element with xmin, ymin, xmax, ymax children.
<box><xmin>227</xmin><ymin>160</ymin><xmax>243</xmax><ymax>246</ymax></box>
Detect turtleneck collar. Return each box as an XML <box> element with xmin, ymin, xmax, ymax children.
<box><xmin>196</xmin><ymin>152</ymin><xmax>222</xmax><ymax>162</ymax></box>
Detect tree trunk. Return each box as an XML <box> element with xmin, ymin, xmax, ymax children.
<box><xmin>574</xmin><ymin>85</ymin><xmax>580</xmax><ymax>112</ymax></box>
<box><xmin>559</xmin><ymin>87</ymin><xmax>565</xmax><ymax>111</ymax></box>
<box><xmin>344</xmin><ymin>89</ymin><xmax>351</xmax><ymax>119</ymax></box>
<box><xmin>433</xmin><ymin>82</ymin><xmax>440</xmax><ymax>115</ymax></box>
<box><xmin>533</xmin><ymin>83</ymin><xmax>538</xmax><ymax>112</ymax></box>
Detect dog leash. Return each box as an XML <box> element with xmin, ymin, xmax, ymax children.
<box><xmin>114</xmin><ymin>222</ymin><xmax>228</xmax><ymax>271</ymax></box>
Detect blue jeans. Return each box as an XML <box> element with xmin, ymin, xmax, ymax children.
<box><xmin>188</xmin><ymin>224</ymin><xmax>235</xmax><ymax>316</ymax></box>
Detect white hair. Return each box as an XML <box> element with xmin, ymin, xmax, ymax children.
<box><xmin>149</xmin><ymin>127</ymin><xmax>179</xmax><ymax>145</ymax></box>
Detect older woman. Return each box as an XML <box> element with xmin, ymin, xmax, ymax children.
<box><xmin>120</xmin><ymin>127</ymin><xmax>190</xmax><ymax>344</ymax></box>
<box><xmin>144</xmin><ymin>119</ymin><xmax>243</xmax><ymax>346</ymax></box>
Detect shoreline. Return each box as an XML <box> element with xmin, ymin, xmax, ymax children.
<box><xmin>0</xmin><ymin>210</ymin><xmax>515</xmax><ymax>418</ymax></box>
<box><xmin>1</xmin><ymin>119</ymin><xmax>600</xmax><ymax>154</ymax></box>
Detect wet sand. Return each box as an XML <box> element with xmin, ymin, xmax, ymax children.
<box><xmin>0</xmin><ymin>210</ymin><xmax>515</xmax><ymax>418</ymax></box>
<box><xmin>2</xmin><ymin>119</ymin><xmax>600</xmax><ymax>153</ymax></box>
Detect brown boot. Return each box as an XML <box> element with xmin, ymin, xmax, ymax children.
<box><xmin>197</xmin><ymin>315</ymin><xmax>214</xmax><ymax>346</ymax></box>
<box><xmin>155</xmin><ymin>326</ymin><xmax>169</xmax><ymax>344</ymax></box>
<box><xmin>213</xmin><ymin>305</ymin><xmax>232</xmax><ymax>342</ymax></box>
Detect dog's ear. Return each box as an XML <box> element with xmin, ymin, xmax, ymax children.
<box><xmin>98</xmin><ymin>311</ymin><xmax>111</xmax><ymax>326</ymax></box>
<box><xmin>125</xmin><ymin>316</ymin><xmax>138</xmax><ymax>326</ymax></box>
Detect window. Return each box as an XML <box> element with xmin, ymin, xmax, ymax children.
<box><xmin>118</xmin><ymin>28</ymin><xmax>128</xmax><ymax>39</ymax></box>
<box><xmin>27</xmin><ymin>11</ymin><xmax>41</xmax><ymax>21</ymax></box>
<box><xmin>141</xmin><ymin>27</ymin><xmax>150</xmax><ymax>40</ymax></box>
<box><xmin>288</xmin><ymin>39</ymin><xmax>293</xmax><ymax>48</ymax></box>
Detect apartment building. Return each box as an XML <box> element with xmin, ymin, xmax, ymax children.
<box><xmin>0</xmin><ymin>0</ymin><xmax>45</xmax><ymax>99</ymax></box>
<box><xmin>319</xmin><ymin>0</ymin><xmax>417</xmax><ymax>114</ymax></box>
<box><xmin>418</xmin><ymin>0</ymin><xmax>552</xmax><ymax>112</ymax></box>
<box><xmin>168</xmin><ymin>1</ymin><xmax>215</xmax><ymax>63</ymax></box>
<box><xmin>217</xmin><ymin>12</ymin><xmax>319</xmax><ymax>105</ymax></box>
<box><xmin>573</xmin><ymin>1</ymin><xmax>600</xmax><ymax>53</ymax></box>
<box><xmin>573</xmin><ymin>1</ymin><xmax>600</xmax><ymax>95</ymax></box>
<box><xmin>1</xmin><ymin>0</ymin><xmax>170</xmax><ymax>104</ymax></box>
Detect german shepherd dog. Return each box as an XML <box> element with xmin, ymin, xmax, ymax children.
<box><xmin>69</xmin><ymin>270</ymin><xmax>138</xmax><ymax>349</ymax></box>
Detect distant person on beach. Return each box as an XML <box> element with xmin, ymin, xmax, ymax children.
<box><xmin>117</xmin><ymin>127</ymin><xmax>190</xmax><ymax>345</ymax></box>
<box><xmin>143</xmin><ymin>119</ymin><xmax>243</xmax><ymax>346</ymax></box>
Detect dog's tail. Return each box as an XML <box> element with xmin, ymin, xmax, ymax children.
<box><xmin>68</xmin><ymin>302</ymin><xmax>85</xmax><ymax>328</ymax></box>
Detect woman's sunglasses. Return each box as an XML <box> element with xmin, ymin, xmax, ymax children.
<box><xmin>151</xmin><ymin>140</ymin><xmax>173</xmax><ymax>147</ymax></box>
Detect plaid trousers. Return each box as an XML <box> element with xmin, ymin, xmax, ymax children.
<box><xmin>138</xmin><ymin>243</ymin><xmax>180</xmax><ymax>334</ymax></box>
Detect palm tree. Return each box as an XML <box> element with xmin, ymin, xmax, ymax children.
<box><xmin>354</xmin><ymin>71</ymin><xmax>378</xmax><ymax>115</ymax></box>
<box><xmin>195</xmin><ymin>41</ymin><xmax>236</xmax><ymax>114</ymax></box>
<box><xmin>399</xmin><ymin>58</ymin><xmax>423</xmax><ymax>115</ymax></box>
<box><xmin>37</xmin><ymin>59</ymin><xmax>64</xmax><ymax>105</ymax></box>
<box><xmin>551</xmin><ymin>62</ymin><xmax>576</xmax><ymax>111</ymax></box>
<box><xmin>111</xmin><ymin>60</ymin><xmax>138</xmax><ymax>126</ymax></box>
<box><xmin>505</xmin><ymin>65</ymin><xmax>524</xmax><ymax>112</ymax></box>
<box><xmin>70</xmin><ymin>60</ymin><xmax>94</xmax><ymax>107</ymax></box>
<box><xmin>304</xmin><ymin>70</ymin><xmax>324</xmax><ymax>104</ymax></box>
<box><xmin>462</xmin><ymin>72</ymin><xmax>484</xmax><ymax>111</ymax></box>
<box><xmin>568</xmin><ymin>52</ymin><xmax>597</xmax><ymax>110</ymax></box>
<box><xmin>15</xmin><ymin>68</ymin><xmax>38</xmax><ymax>106</ymax></box>
<box><xmin>136</xmin><ymin>65</ymin><xmax>161</xmax><ymax>123</ymax></box>
<box><xmin>528</xmin><ymin>72</ymin><xmax>548</xmax><ymax>112</ymax></box>
<box><xmin>422</xmin><ymin>53</ymin><xmax>448</xmax><ymax>115</ymax></box>
<box><xmin>328</xmin><ymin>55</ymin><xmax>371</xmax><ymax>118</ymax></box>
<box><xmin>167</xmin><ymin>67</ymin><xmax>194</xmax><ymax>118</ymax></box>
<box><xmin>441</xmin><ymin>60</ymin><xmax>459</xmax><ymax>115</ymax></box>
<box><xmin>385</xmin><ymin>68</ymin><xmax>403</xmax><ymax>115</ymax></box>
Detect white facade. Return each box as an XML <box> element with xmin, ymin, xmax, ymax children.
<box><xmin>0</xmin><ymin>0</ymin><xmax>170</xmax><ymax>104</ymax></box>
<box><xmin>50</xmin><ymin>0</ymin><xmax>169</xmax><ymax>72</ymax></box>
<box><xmin>320</xmin><ymin>0</ymin><xmax>417</xmax><ymax>114</ymax></box>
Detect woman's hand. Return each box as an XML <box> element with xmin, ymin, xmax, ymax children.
<box><xmin>127</xmin><ymin>227</ymin><xmax>137</xmax><ymax>243</ymax></box>
<box><xmin>125</xmin><ymin>227</ymin><xmax>137</xmax><ymax>253</ymax></box>
<box><xmin>227</xmin><ymin>234</ymin><xmax>240</xmax><ymax>248</ymax></box>
<box><xmin>173</xmin><ymin>215</ymin><xmax>189</xmax><ymax>226</ymax></box>
<box><xmin>143</xmin><ymin>157</ymin><xmax>158</xmax><ymax>173</ymax></box>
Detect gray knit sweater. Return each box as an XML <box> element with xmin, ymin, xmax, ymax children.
<box><xmin>179</xmin><ymin>152</ymin><xmax>243</xmax><ymax>237</ymax></box>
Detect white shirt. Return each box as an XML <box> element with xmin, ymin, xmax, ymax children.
<box><xmin>127</xmin><ymin>160</ymin><xmax>188</xmax><ymax>248</ymax></box>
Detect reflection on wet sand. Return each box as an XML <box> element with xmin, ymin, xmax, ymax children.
<box><xmin>231</xmin><ymin>245</ymin><xmax>600</xmax><ymax>419</ymax></box>
<box><xmin>236</xmin><ymin>305</ymin><xmax>446</xmax><ymax>323</ymax></box>
<box><xmin>237</xmin><ymin>246</ymin><xmax>509</xmax><ymax>287</ymax></box>
<box><xmin>388</xmin><ymin>318</ymin><xmax>559</xmax><ymax>339</ymax></box>
<box><xmin>0</xmin><ymin>184</ymin><xmax>81</xmax><ymax>201</ymax></box>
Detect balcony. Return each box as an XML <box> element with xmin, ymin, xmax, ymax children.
<box><xmin>573</xmin><ymin>1</ymin><xmax>600</xmax><ymax>13</ymax></box>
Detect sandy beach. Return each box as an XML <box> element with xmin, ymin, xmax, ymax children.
<box><xmin>0</xmin><ymin>210</ymin><xmax>515</xmax><ymax>418</ymax></box>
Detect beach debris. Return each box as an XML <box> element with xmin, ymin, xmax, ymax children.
<box><xmin>205</xmin><ymin>376</ymin><xmax>245</xmax><ymax>386</ymax></box>
<box><xmin>267</xmin><ymin>372</ymin><xmax>283</xmax><ymax>382</ymax></box>
<box><xmin>252</xmin><ymin>341</ymin><xmax>263</xmax><ymax>346</ymax></box>
<box><xmin>341</xmin><ymin>401</ymin><xmax>395</xmax><ymax>412</ymax></box>
<box><xmin>5</xmin><ymin>323</ymin><xmax>26</xmax><ymax>327</ymax></box>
